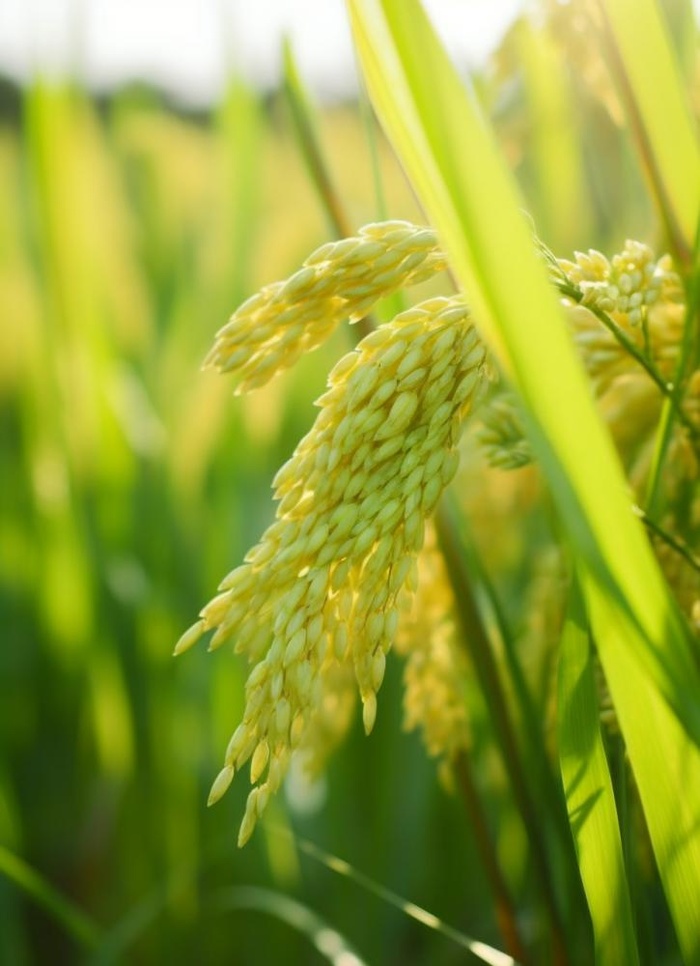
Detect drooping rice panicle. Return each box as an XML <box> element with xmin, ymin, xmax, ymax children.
<box><xmin>176</xmin><ymin>294</ymin><xmax>487</xmax><ymax>845</ymax></box>
<box><xmin>179</xmin><ymin>219</ymin><xmax>695</xmax><ymax>850</ymax></box>
<box><xmin>205</xmin><ymin>220</ymin><xmax>448</xmax><ymax>393</ymax></box>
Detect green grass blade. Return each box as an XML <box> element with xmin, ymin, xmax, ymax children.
<box><xmin>347</xmin><ymin>1</ymin><xmax>700</xmax><ymax>959</ymax></box>
<box><xmin>276</xmin><ymin>829</ymin><xmax>520</xmax><ymax>966</ymax></box>
<box><xmin>513</xmin><ymin>17</ymin><xmax>591</xmax><ymax>252</ymax></box>
<box><xmin>0</xmin><ymin>845</ymin><xmax>101</xmax><ymax>949</ymax></box>
<box><xmin>583</xmin><ymin>569</ymin><xmax>700</xmax><ymax>964</ymax></box>
<box><xmin>211</xmin><ymin>886</ymin><xmax>368</xmax><ymax>965</ymax></box>
<box><xmin>347</xmin><ymin>0</ymin><xmax>700</xmax><ymax>741</ymax></box>
<box><xmin>558</xmin><ymin>580</ymin><xmax>640</xmax><ymax>966</ymax></box>
<box><xmin>215</xmin><ymin>78</ymin><xmax>264</xmax><ymax>310</ymax></box>
<box><xmin>592</xmin><ymin>0</ymin><xmax>700</xmax><ymax>261</ymax></box>
<box><xmin>282</xmin><ymin>40</ymin><xmax>352</xmax><ymax>239</ymax></box>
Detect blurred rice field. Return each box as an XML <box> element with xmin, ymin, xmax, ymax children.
<box><xmin>0</xmin><ymin>6</ymin><xmax>692</xmax><ymax>962</ymax></box>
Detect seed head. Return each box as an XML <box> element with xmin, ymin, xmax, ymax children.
<box><xmin>556</xmin><ymin>242</ymin><xmax>683</xmax><ymax>394</ymax></box>
<box><xmin>559</xmin><ymin>241</ymin><xmax>680</xmax><ymax>320</ymax></box>
<box><xmin>395</xmin><ymin>524</ymin><xmax>472</xmax><ymax>764</ymax></box>
<box><xmin>204</xmin><ymin>221</ymin><xmax>447</xmax><ymax>393</ymax></box>
<box><xmin>177</xmin><ymin>294</ymin><xmax>486</xmax><ymax>845</ymax></box>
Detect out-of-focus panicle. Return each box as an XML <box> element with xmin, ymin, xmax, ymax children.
<box><xmin>204</xmin><ymin>221</ymin><xmax>447</xmax><ymax>393</ymax></box>
<box><xmin>394</xmin><ymin>523</ymin><xmax>472</xmax><ymax>770</ymax></box>
<box><xmin>559</xmin><ymin>240</ymin><xmax>682</xmax><ymax>317</ymax></box>
<box><xmin>177</xmin><ymin>295</ymin><xmax>487</xmax><ymax>845</ymax></box>
<box><xmin>478</xmin><ymin>396</ymin><xmax>532</xmax><ymax>469</ymax></box>
<box><xmin>294</xmin><ymin>662</ymin><xmax>358</xmax><ymax>778</ymax></box>
<box><xmin>490</xmin><ymin>239</ymin><xmax>687</xmax><ymax>473</ymax></box>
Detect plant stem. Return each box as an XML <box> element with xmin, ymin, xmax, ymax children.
<box><xmin>453</xmin><ymin>750</ymin><xmax>531</xmax><ymax>965</ymax></box>
<box><xmin>282</xmin><ymin>41</ymin><xmax>375</xmax><ymax>342</ymax></box>
<box><xmin>644</xmin><ymin>264</ymin><xmax>700</xmax><ymax>516</ymax></box>
<box><xmin>282</xmin><ymin>40</ymin><xmax>352</xmax><ymax>242</ymax></box>
<box><xmin>633</xmin><ymin>505</ymin><xmax>700</xmax><ymax>575</ymax></box>
<box><xmin>436</xmin><ymin>499</ymin><xmax>570</xmax><ymax>966</ymax></box>
<box><xmin>555</xmin><ymin>282</ymin><xmax>699</xmax><ymax>440</ymax></box>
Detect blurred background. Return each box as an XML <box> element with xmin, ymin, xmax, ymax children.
<box><xmin>1</xmin><ymin>1</ymin><xmax>696</xmax><ymax>963</ymax></box>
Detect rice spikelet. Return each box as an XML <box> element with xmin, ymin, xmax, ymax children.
<box><xmin>395</xmin><ymin>523</ymin><xmax>472</xmax><ymax>766</ymax></box>
<box><xmin>177</xmin><ymin>295</ymin><xmax>486</xmax><ymax>845</ymax></box>
<box><xmin>205</xmin><ymin>221</ymin><xmax>447</xmax><ymax>393</ymax></box>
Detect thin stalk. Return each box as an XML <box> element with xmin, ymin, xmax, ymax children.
<box><xmin>455</xmin><ymin>515</ymin><xmax>574</xmax><ymax>853</ymax></box>
<box><xmin>357</xmin><ymin>78</ymin><xmax>389</xmax><ymax>223</ymax></box>
<box><xmin>453</xmin><ymin>750</ymin><xmax>531</xmax><ymax>965</ymax></box>
<box><xmin>357</xmin><ymin>72</ymin><xmax>408</xmax><ymax>320</ymax></box>
<box><xmin>644</xmin><ymin>261</ymin><xmax>700</xmax><ymax>515</ymax></box>
<box><xmin>278</xmin><ymin>828</ymin><xmax>523</xmax><ymax>966</ymax></box>
<box><xmin>644</xmin><ymin>397</ymin><xmax>680</xmax><ymax>520</ymax></box>
<box><xmin>634</xmin><ymin>505</ymin><xmax>700</xmax><ymax>575</ymax></box>
<box><xmin>282</xmin><ymin>40</ymin><xmax>374</xmax><ymax>341</ymax></box>
<box><xmin>282</xmin><ymin>39</ymin><xmax>352</xmax><ymax>241</ymax></box>
<box><xmin>436</xmin><ymin>499</ymin><xmax>570</xmax><ymax>966</ymax></box>
<box><xmin>555</xmin><ymin>281</ymin><xmax>698</xmax><ymax>440</ymax></box>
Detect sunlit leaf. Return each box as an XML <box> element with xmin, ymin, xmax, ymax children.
<box><xmin>348</xmin><ymin>1</ymin><xmax>700</xmax><ymax>959</ymax></box>
<box><xmin>558</xmin><ymin>579</ymin><xmax>639</xmax><ymax>966</ymax></box>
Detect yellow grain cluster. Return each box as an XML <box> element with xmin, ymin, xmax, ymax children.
<box><xmin>478</xmin><ymin>397</ymin><xmax>532</xmax><ymax>470</ymax></box>
<box><xmin>176</xmin><ymin>294</ymin><xmax>486</xmax><ymax>845</ymax></box>
<box><xmin>395</xmin><ymin>523</ymin><xmax>471</xmax><ymax>766</ymax></box>
<box><xmin>559</xmin><ymin>241</ymin><xmax>683</xmax><ymax>394</ymax></box>
<box><xmin>179</xmin><ymin>222</ymin><xmax>692</xmax><ymax>846</ymax></box>
<box><xmin>294</xmin><ymin>661</ymin><xmax>358</xmax><ymax>778</ymax></box>
<box><xmin>559</xmin><ymin>240</ymin><xmax>678</xmax><ymax>323</ymax></box>
<box><xmin>204</xmin><ymin>221</ymin><xmax>447</xmax><ymax>393</ymax></box>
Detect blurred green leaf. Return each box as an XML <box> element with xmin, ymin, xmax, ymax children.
<box><xmin>211</xmin><ymin>886</ymin><xmax>368</xmax><ymax>965</ymax></box>
<box><xmin>592</xmin><ymin>0</ymin><xmax>700</xmax><ymax>261</ymax></box>
<box><xmin>0</xmin><ymin>845</ymin><xmax>101</xmax><ymax>949</ymax></box>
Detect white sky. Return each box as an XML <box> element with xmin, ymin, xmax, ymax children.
<box><xmin>0</xmin><ymin>0</ymin><xmax>525</xmax><ymax>104</ymax></box>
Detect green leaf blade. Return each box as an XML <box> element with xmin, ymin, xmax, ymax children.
<box><xmin>558</xmin><ymin>581</ymin><xmax>640</xmax><ymax>966</ymax></box>
<box><xmin>584</xmin><ymin>573</ymin><xmax>700</xmax><ymax>965</ymax></box>
<box><xmin>347</xmin><ymin>0</ymin><xmax>700</xmax><ymax>740</ymax></box>
<box><xmin>594</xmin><ymin>0</ymin><xmax>700</xmax><ymax>258</ymax></box>
<box><xmin>348</xmin><ymin>1</ymin><xmax>700</xmax><ymax>959</ymax></box>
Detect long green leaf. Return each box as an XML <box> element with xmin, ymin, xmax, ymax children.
<box><xmin>347</xmin><ymin>0</ymin><xmax>700</xmax><ymax>959</ymax></box>
<box><xmin>592</xmin><ymin>0</ymin><xmax>700</xmax><ymax>260</ymax></box>
<box><xmin>558</xmin><ymin>581</ymin><xmax>639</xmax><ymax>966</ymax></box>
<box><xmin>346</xmin><ymin>0</ymin><xmax>700</xmax><ymax>737</ymax></box>
<box><xmin>583</xmin><ymin>571</ymin><xmax>700</xmax><ymax>964</ymax></box>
